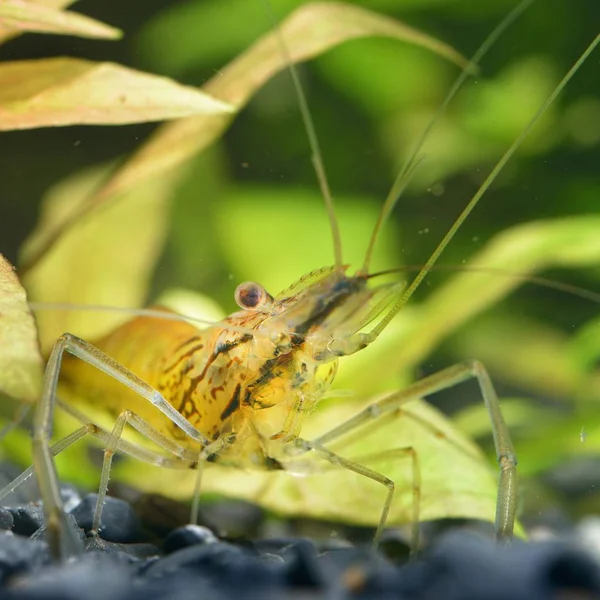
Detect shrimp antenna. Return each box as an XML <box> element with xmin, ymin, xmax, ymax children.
<box><xmin>361</xmin><ymin>0</ymin><xmax>535</xmax><ymax>274</ymax></box>
<box><xmin>262</xmin><ymin>0</ymin><xmax>343</xmax><ymax>271</ymax></box>
<box><xmin>367</xmin><ymin>265</ymin><xmax>600</xmax><ymax>306</ymax></box>
<box><xmin>370</xmin><ymin>30</ymin><xmax>600</xmax><ymax>339</ymax></box>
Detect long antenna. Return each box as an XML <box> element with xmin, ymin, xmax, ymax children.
<box><xmin>361</xmin><ymin>0</ymin><xmax>535</xmax><ymax>274</ymax></box>
<box><xmin>370</xmin><ymin>31</ymin><xmax>600</xmax><ymax>339</ymax></box>
<box><xmin>262</xmin><ymin>0</ymin><xmax>343</xmax><ymax>271</ymax></box>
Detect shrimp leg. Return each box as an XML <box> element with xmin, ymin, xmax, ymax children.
<box><xmin>0</xmin><ymin>419</ymin><xmax>199</xmax><ymax>531</ymax></box>
<box><xmin>286</xmin><ymin>437</ymin><xmax>399</xmax><ymax>550</ymax></box>
<box><xmin>32</xmin><ymin>333</ymin><xmax>214</xmax><ymax>559</ymax></box>
<box><xmin>310</xmin><ymin>360</ymin><xmax>517</xmax><ymax>541</ymax></box>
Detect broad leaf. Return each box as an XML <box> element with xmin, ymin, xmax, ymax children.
<box><xmin>451</xmin><ymin>313</ymin><xmax>600</xmax><ymax>403</ymax></box>
<box><xmin>340</xmin><ymin>217</ymin><xmax>600</xmax><ymax>396</ymax></box>
<box><xmin>116</xmin><ymin>396</ymin><xmax>500</xmax><ymax>529</ymax></box>
<box><xmin>101</xmin><ymin>1</ymin><xmax>469</xmax><ymax>201</ymax></box>
<box><xmin>0</xmin><ymin>1</ymin><xmax>121</xmax><ymax>40</ymax></box>
<box><xmin>0</xmin><ymin>58</ymin><xmax>234</xmax><ymax>130</ymax></box>
<box><xmin>0</xmin><ymin>255</ymin><xmax>43</xmax><ymax>404</ymax></box>
<box><xmin>213</xmin><ymin>187</ymin><xmax>399</xmax><ymax>293</ymax></box>
<box><xmin>20</xmin><ymin>1</ymin><xmax>468</xmax><ymax>273</ymax></box>
<box><xmin>22</xmin><ymin>167</ymin><xmax>180</xmax><ymax>352</ymax></box>
<box><xmin>0</xmin><ymin>0</ymin><xmax>75</xmax><ymax>44</ymax></box>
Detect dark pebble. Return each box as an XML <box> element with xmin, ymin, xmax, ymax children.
<box><xmin>0</xmin><ymin>508</ymin><xmax>13</xmax><ymax>531</ymax></box>
<box><xmin>3</xmin><ymin>554</ymin><xmax>132</xmax><ymax>600</ymax></box>
<box><xmin>257</xmin><ymin>553</ymin><xmax>285</xmax><ymax>566</ymax></box>
<box><xmin>281</xmin><ymin>539</ymin><xmax>325</xmax><ymax>589</ymax></box>
<box><xmin>84</xmin><ymin>536</ymin><xmax>160</xmax><ymax>562</ymax></box>
<box><xmin>251</xmin><ymin>536</ymin><xmax>297</xmax><ymax>555</ymax></box>
<box><xmin>71</xmin><ymin>494</ymin><xmax>140</xmax><ymax>544</ymax></box>
<box><xmin>121</xmin><ymin>490</ymin><xmax>192</xmax><ymax>537</ymax></box>
<box><xmin>199</xmin><ymin>499</ymin><xmax>265</xmax><ymax>538</ymax></box>
<box><xmin>399</xmin><ymin>531</ymin><xmax>600</xmax><ymax>600</ymax></box>
<box><xmin>143</xmin><ymin>540</ymin><xmax>281</xmax><ymax>595</ymax></box>
<box><xmin>29</xmin><ymin>512</ymin><xmax>86</xmax><ymax>550</ymax></box>
<box><xmin>527</xmin><ymin>541</ymin><xmax>600</xmax><ymax>597</ymax></box>
<box><xmin>131</xmin><ymin>574</ymin><xmax>232</xmax><ymax>600</ymax></box>
<box><xmin>402</xmin><ymin>531</ymin><xmax>527</xmax><ymax>600</ymax></box>
<box><xmin>60</xmin><ymin>485</ymin><xmax>82</xmax><ymax>514</ymax></box>
<box><xmin>144</xmin><ymin>541</ymin><xmax>249</xmax><ymax>579</ymax></box>
<box><xmin>7</xmin><ymin>504</ymin><xmax>44</xmax><ymax>537</ymax></box>
<box><xmin>0</xmin><ymin>532</ymin><xmax>50</xmax><ymax>586</ymax></box>
<box><xmin>319</xmin><ymin>545</ymin><xmax>405</xmax><ymax>599</ymax></box>
<box><xmin>320</xmin><ymin>546</ymin><xmax>390</xmax><ymax>574</ymax></box>
<box><xmin>4</xmin><ymin>463</ymin><xmax>600</xmax><ymax>600</ymax></box>
<box><xmin>163</xmin><ymin>524</ymin><xmax>217</xmax><ymax>554</ymax></box>
<box><xmin>378</xmin><ymin>528</ymin><xmax>411</xmax><ymax>563</ymax></box>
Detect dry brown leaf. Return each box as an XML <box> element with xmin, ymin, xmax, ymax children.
<box><xmin>0</xmin><ymin>0</ymin><xmax>121</xmax><ymax>40</ymax></box>
<box><xmin>0</xmin><ymin>58</ymin><xmax>234</xmax><ymax>130</ymax></box>
<box><xmin>0</xmin><ymin>255</ymin><xmax>43</xmax><ymax>404</ymax></box>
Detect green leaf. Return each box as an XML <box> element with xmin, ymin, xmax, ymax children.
<box><xmin>360</xmin><ymin>217</ymin><xmax>600</xmax><ymax>387</ymax></box>
<box><xmin>137</xmin><ymin>0</ymin><xmax>469</xmax><ymax>77</ymax></box>
<box><xmin>214</xmin><ymin>186</ymin><xmax>400</xmax><ymax>293</ymax></box>
<box><xmin>450</xmin><ymin>313</ymin><xmax>600</xmax><ymax>403</ymax></box>
<box><xmin>0</xmin><ymin>58</ymin><xmax>234</xmax><ymax>130</ymax></box>
<box><xmin>0</xmin><ymin>255</ymin><xmax>43</xmax><ymax>404</ymax></box>
<box><xmin>568</xmin><ymin>316</ymin><xmax>600</xmax><ymax>374</ymax></box>
<box><xmin>0</xmin><ymin>0</ymin><xmax>122</xmax><ymax>40</ymax></box>
<box><xmin>101</xmin><ymin>1</ymin><xmax>469</xmax><ymax>200</ymax></box>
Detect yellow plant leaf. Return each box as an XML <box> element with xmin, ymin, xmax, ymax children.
<box><xmin>403</xmin><ymin>216</ymin><xmax>600</xmax><ymax>371</ymax></box>
<box><xmin>100</xmin><ymin>1</ymin><xmax>469</xmax><ymax>202</ymax></box>
<box><xmin>451</xmin><ymin>314</ymin><xmax>600</xmax><ymax>402</ymax></box>
<box><xmin>22</xmin><ymin>167</ymin><xmax>180</xmax><ymax>353</ymax></box>
<box><xmin>117</xmin><ymin>396</ymin><xmax>500</xmax><ymax>529</ymax></box>
<box><xmin>0</xmin><ymin>0</ymin><xmax>75</xmax><ymax>44</ymax></box>
<box><xmin>20</xmin><ymin>1</ymin><xmax>467</xmax><ymax>274</ymax></box>
<box><xmin>341</xmin><ymin>217</ymin><xmax>600</xmax><ymax>396</ymax></box>
<box><xmin>0</xmin><ymin>58</ymin><xmax>234</xmax><ymax>130</ymax></box>
<box><xmin>0</xmin><ymin>0</ymin><xmax>121</xmax><ymax>40</ymax></box>
<box><xmin>0</xmin><ymin>255</ymin><xmax>43</xmax><ymax>404</ymax></box>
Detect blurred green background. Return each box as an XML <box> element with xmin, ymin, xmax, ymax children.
<box><xmin>1</xmin><ymin>0</ymin><xmax>600</xmax><ymax>529</ymax></box>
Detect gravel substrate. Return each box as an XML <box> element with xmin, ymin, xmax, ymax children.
<box><xmin>1</xmin><ymin>467</ymin><xmax>600</xmax><ymax>599</ymax></box>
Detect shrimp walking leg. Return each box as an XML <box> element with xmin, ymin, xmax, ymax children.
<box><xmin>0</xmin><ymin>426</ymin><xmax>92</xmax><ymax>504</ymax></box>
<box><xmin>32</xmin><ymin>333</ymin><xmax>213</xmax><ymax>559</ymax></box>
<box><xmin>189</xmin><ymin>434</ymin><xmax>235</xmax><ymax>526</ymax></box>
<box><xmin>348</xmin><ymin>447</ymin><xmax>421</xmax><ymax>553</ymax></box>
<box><xmin>312</xmin><ymin>360</ymin><xmax>518</xmax><ymax>540</ymax></box>
<box><xmin>90</xmin><ymin>408</ymin><xmax>215</xmax><ymax>536</ymax></box>
<box><xmin>0</xmin><ymin>418</ymin><xmax>198</xmax><ymax>526</ymax></box>
<box><xmin>286</xmin><ymin>438</ymin><xmax>396</xmax><ymax>550</ymax></box>
<box><xmin>0</xmin><ymin>422</ymin><xmax>199</xmax><ymax>508</ymax></box>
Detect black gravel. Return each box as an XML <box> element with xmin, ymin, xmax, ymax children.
<box><xmin>1</xmin><ymin>471</ymin><xmax>600</xmax><ymax>599</ymax></box>
<box><xmin>71</xmin><ymin>494</ymin><xmax>141</xmax><ymax>544</ymax></box>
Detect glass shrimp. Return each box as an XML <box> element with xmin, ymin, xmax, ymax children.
<box><xmin>0</xmin><ymin>1</ymin><xmax>598</xmax><ymax>562</ymax></box>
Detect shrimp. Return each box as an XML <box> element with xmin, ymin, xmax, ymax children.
<box><xmin>1</xmin><ymin>0</ymin><xmax>598</xmax><ymax>562</ymax></box>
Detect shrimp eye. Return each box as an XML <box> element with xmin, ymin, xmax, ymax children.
<box><xmin>235</xmin><ymin>282</ymin><xmax>272</xmax><ymax>310</ymax></box>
